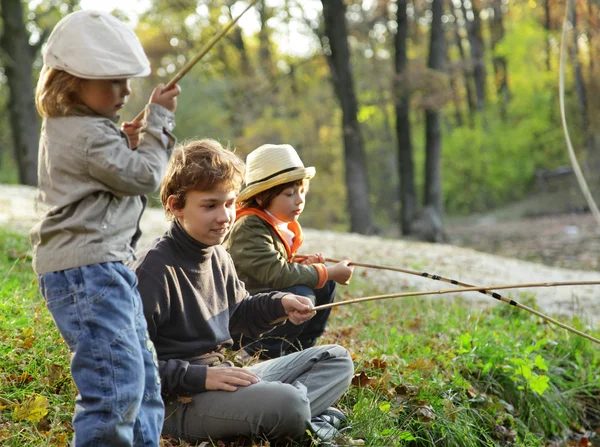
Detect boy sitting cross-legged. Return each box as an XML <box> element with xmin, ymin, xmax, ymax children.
<box><xmin>129</xmin><ymin>139</ymin><xmax>354</xmax><ymax>444</ymax></box>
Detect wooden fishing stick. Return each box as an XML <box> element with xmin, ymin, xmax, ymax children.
<box><xmin>277</xmin><ymin>282</ymin><xmax>600</xmax><ymax>344</ymax></box>
<box><xmin>132</xmin><ymin>0</ymin><xmax>259</xmax><ymax>122</ymax></box>
<box><xmin>324</xmin><ymin>256</ymin><xmax>600</xmax><ymax>313</ymax></box>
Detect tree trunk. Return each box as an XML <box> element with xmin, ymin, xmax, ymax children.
<box><xmin>490</xmin><ymin>0</ymin><xmax>510</xmax><ymax>119</ymax></box>
<box><xmin>321</xmin><ymin>0</ymin><xmax>375</xmax><ymax>234</ymax></box>
<box><xmin>257</xmin><ymin>0</ymin><xmax>275</xmax><ymax>79</ymax></box>
<box><xmin>545</xmin><ymin>0</ymin><xmax>552</xmax><ymax>71</ymax></box>
<box><xmin>0</xmin><ymin>0</ymin><xmax>39</xmax><ymax>186</ymax></box>
<box><xmin>394</xmin><ymin>0</ymin><xmax>416</xmax><ymax>235</ymax></box>
<box><xmin>424</xmin><ymin>0</ymin><xmax>445</xmax><ymax>241</ymax></box>
<box><xmin>569</xmin><ymin>0</ymin><xmax>590</xmax><ymax>148</ymax></box>
<box><xmin>461</xmin><ymin>0</ymin><xmax>486</xmax><ymax>112</ymax></box>
<box><xmin>450</xmin><ymin>7</ymin><xmax>476</xmax><ymax>125</ymax></box>
<box><xmin>226</xmin><ymin>1</ymin><xmax>253</xmax><ymax>77</ymax></box>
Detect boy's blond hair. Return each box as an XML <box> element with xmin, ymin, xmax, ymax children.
<box><xmin>160</xmin><ymin>139</ymin><xmax>245</xmax><ymax>220</ymax></box>
<box><xmin>35</xmin><ymin>66</ymin><xmax>85</xmax><ymax>118</ymax></box>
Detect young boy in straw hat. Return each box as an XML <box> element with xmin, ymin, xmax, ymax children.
<box><xmin>30</xmin><ymin>9</ymin><xmax>180</xmax><ymax>446</ymax></box>
<box><xmin>223</xmin><ymin>144</ymin><xmax>353</xmax><ymax>359</ymax></box>
<box><xmin>129</xmin><ymin>139</ymin><xmax>354</xmax><ymax>443</ymax></box>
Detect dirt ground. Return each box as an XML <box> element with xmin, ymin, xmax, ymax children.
<box><xmin>447</xmin><ymin>212</ymin><xmax>600</xmax><ymax>271</ymax></box>
<box><xmin>3</xmin><ymin>184</ymin><xmax>600</xmax><ymax>325</ymax></box>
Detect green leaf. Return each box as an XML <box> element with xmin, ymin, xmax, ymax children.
<box><xmin>378</xmin><ymin>402</ymin><xmax>391</xmax><ymax>413</ymax></box>
<box><xmin>398</xmin><ymin>431</ymin><xmax>416</xmax><ymax>441</ymax></box>
<box><xmin>534</xmin><ymin>355</ymin><xmax>548</xmax><ymax>371</ymax></box>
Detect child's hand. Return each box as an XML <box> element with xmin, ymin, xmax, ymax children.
<box><xmin>205</xmin><ymin>366</ymin><xmax>260</xmax><ymax>392</ymax></box>
<box><xmin>298</xmin><ymin>252</ymin><xmax>325</xmax><ymax>265</ymax></box>
<box><xmin>121</xmin><ymin>120</ymin><xmax>143</xmax><ymax>148</ymax></box>
<box><xmin>326</xmin><ymin>258</ymin><xmax>353</xmax><ymax>285</ymax></box>
<box><xmin>149</xmin><ymin>83</ymin><xmax>181</xmax><ymax>112</ymax></box>
<box><xmin>281</xmin><ymin>294</ymin><xmax>315</xmax><ymax>325</ymax></box>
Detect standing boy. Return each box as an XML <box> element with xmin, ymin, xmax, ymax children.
<box><xmin>31</xmin><ymin>10</ymin><xmax>180</xmax><ymax>446</ymax></box>
<box><xmin>130</xmin><ymin>139</ymin><xmax>354</xmax><ymax>443</ymax></box>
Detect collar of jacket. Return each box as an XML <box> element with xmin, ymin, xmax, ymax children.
<box><xmin>235</xmin><ymin>207</ymin><xmax>304</xmax><ymax>261</ymax></box>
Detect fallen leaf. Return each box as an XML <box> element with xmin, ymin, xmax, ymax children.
<box><xmin>13</xmin><ymin>395</ymin><xmax>49</xmax><ymax>422</ymax></box>
<box><xmin>351</xmin><ymin>372</ymin><xmax>375</xmax><ymax>388</ymax></box>
<box><xmin>416</xmin><ymin>405</ymin><xmax>435</xmax><ymax>423</ymax></box>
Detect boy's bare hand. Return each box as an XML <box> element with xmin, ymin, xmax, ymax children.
<box><xmin>121</xmin><ymin>119</ymin><xmax>143</xmax><ymax>148</ymax></box>
<box><xmin>205</xmin><ymin>367</ymin><xmax>260</xmax><ymax>392</ymax></box>
<box><xmin>149</xmin><ymin>83</ymin><xmax>181</xmax><ymax>112</ymax></box>
<box><xmin>281</xmin><ymin>294</ymin><xmax>315</xmax><ymax>325</ymax></box>
<box><xmin>299</xmin><ymin>252</ymin><xmax>325</xmax><ymax>265</ymax></box>
<box><xmin>326</xmin><ymin>258</ymin><xmax>353</xmax><ymax>285</ymax></box>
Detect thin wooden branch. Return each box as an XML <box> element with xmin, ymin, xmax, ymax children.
<box><xmin>131</xmin><ymin>0</ymin><xmax>259</xmax><ymax>122</ymax></box>
<box><xmin>273</xmin><ymin>280</ymin><xmax>600</xmax><ymax>344</ymax></box>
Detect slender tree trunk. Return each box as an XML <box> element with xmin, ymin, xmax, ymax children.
<box><xmin>490</xmin><ymin>0</ymin><xmax>510</xmax><ymax>119</ymax></box>
<box><xmin>569</xmin><ymin>0</ymin><xmax>590</xmax><ymax>149</ymax></box>
<box><xmin>545</xmin><ymin>0</ymin><xmax>552</xmax><ymax>71</ymax></box>
<box><xmin>450</xmin><ymin>7</ymin><xmax>476</xmax><ymax>125</ymax></box>
<box><xmin>226</xmin><ymin>2</ymin><xmax>253</xmax><ymax>77</ymax></box>
<box><xmin>321</xmin><ymin>0</ymin><xmax>375</xmax><ymax>234</ymax></box>
<box><xmin>0</xmin><ymin>0</ymin><xmax>39</xmax><ymax>186</ymax></box>
<box><xmin>424</xmin><ymin>0</ymin><xmax>445</xmax><ymax>241</ymax></box>
<box><xmin>449</xmin><ymin>71</ymin><xmax>463</xmax><ymax>127</ymax></box>
<box><xmin>257</xmin><ymin>0</ymin><xmax>275</xmax><ymax>79</ymax></box>
<box><xmin>461</xmin><ymin>0</ymin><xmax>486</xmax><ymax>112</ymax></box>
<box><xmin>394</xmin><ymin>0</ymin><xmax>416</xmax><ymax>235</ymax></box>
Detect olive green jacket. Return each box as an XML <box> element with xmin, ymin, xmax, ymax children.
<box><xmin>223</xmin><ymin>210</ymin><xmax>327</xmax><ymax>294</ymax></box>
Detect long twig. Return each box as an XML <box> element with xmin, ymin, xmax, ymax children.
<box><xmin>325</xmin><ymin>256</ymin><xmax>599</xmax><ymax>314</ymax></box>
<box><xmin>131</xmin><ymin>0</ymin><xmax>259</xmax><ymax>122</ymax></box>
<box><xmin>275</xmin><ymin>282</ymin><xmax>600</xmax><ymax>344</ymax></box>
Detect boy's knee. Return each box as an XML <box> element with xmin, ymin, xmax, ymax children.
<box><xmin>328</xmin><ymin>345</ymin><xmax>354</xmax><ymax>384</ymax></box>
<box><xmin>266</xmin><ymin>385</ymin><xmax>311</xmax><ymax>439</ymax></box>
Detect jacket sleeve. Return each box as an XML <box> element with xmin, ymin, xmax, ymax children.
<box><xmin>134</xmin><ymin>257</ymin><xmax>209</xmax><ymax>395</ymax></box>
<box><xmin>227</xmin><ymin>216</ymin><xmax>322</xmax><ymax>290</ymax></box>
<box><xmin>86</xmin><ymin>104</ymin><xmax>175</xmax><ymax>196</ymax></box>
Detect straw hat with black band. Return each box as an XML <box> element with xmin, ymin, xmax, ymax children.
<box><xmin>237</xmin><ymin>144</ymin><xmax>316</xmax><ymax>203</ymax></box>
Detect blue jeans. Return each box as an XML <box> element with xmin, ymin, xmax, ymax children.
<box><xmin>38</xmin><ymin>262</ymin><xmax>164</xmax><ymax>447</ymax></box>
<box><xmin>233</xmin><ymin>281</ymin><xmax>337</xmax><ymax>358</ymax></box>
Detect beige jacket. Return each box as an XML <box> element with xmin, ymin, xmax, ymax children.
<box><xmin>30</xmin><ymin>103</ymin><xmax>175</xmax><ymax>275</ymax></box>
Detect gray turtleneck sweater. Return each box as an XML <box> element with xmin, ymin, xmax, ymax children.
<box><xmin>129</xmin><ymin>220</ymin><xmax>287</xmax><ymax>395</ymax></box>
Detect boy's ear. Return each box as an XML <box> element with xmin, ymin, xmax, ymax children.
<box><xmin>256</xmin><ymin>197</ymin><xmax>263</xmax><ymax>207</ymax></box>
<box><xmin>167</xmin><ymin>195</ymin><xmax>183</xmax><ymax>218</ymax></box>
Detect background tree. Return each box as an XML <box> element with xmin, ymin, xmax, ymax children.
<box><xmin>394</xmin><ymin>0</ymin><xmax>416</xmax><ymax>235</ymax></box>
<box><xmin>1</xmin><ymin>0</ymin><xmax>41</xmax><ymax>186</ymax></box>
<box><xmin>422</xmin><ymin>0</ymin><xmax>446</xmax><ymax>242</ymax></box>
<box><xmin>320</xmin><ymin>0</ymin><xmax>375</xmax><ymax>234</ymax></box>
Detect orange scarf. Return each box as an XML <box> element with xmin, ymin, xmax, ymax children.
<box><xmin>236</xmin><ymin>207</ymin><xmax>304</xmax><ymax>261</ymax></box>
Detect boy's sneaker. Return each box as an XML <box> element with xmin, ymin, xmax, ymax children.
<box><xmin>309</xmin><ymin>407</ymin><xmax>349</xmax><ymax>443</ymax></box>
<box><xmin>318</xmin><ymin>407</ymin><xmax>348</xmax><ymax>429</ymax></box>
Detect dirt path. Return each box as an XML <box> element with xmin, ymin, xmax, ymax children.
<box><xmin>3</xmin><ymin>184</ymin><xmax>600</xmax><ymax>325</ymax></box>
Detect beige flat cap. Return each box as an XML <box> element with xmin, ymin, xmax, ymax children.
<box><xmin>43</xmin><ymin>10</ymin><xmax>151</xmax><ymax>79</ymax></box>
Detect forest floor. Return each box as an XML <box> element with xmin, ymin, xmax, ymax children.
<box><xmin>3</xmin><ymin>183</ymin><xmax>600</xmax><ymax>324</ymax></box>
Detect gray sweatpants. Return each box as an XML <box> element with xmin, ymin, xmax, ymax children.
<box><xmin>162</xmin><ymin>344</ymin><xmax>354</xmax><ymax>443</ymax></box>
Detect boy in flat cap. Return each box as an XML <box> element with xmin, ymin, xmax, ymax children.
<box><xmin>130</xmin><ymin>139</ymin><xmax>354</xmax><ymax>444</ymax></box>
<box><xmin>223</xmin><ymin>144</ymin><xmax>354</xmax><ymax>359</ymax></box>
<box><xmin>31</xmin><ymin>10</ymin><xmax>180</xmax><ymax>446</ymax></box>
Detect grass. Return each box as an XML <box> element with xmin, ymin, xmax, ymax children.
<box><xmin>0</xmin><ymin>228</ymin><xmax>599</xmax><ymax>446</ymax></box>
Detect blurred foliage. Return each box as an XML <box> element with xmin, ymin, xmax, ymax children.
<box><xmin>0</xmin><ymin>0</ymin><xmax>598</xmax><ymax>230</ymax></box>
